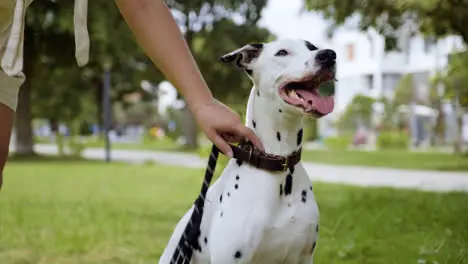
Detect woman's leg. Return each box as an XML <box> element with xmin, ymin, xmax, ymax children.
<box><xmin>0</xmin><ymin>103</ymin><xmax>14</xmax><ymax>189</ymax></box>
<box><xmin>0</xmin><ymin>71</ymin><xmax>23</xmax><ymax>190</ymax></box>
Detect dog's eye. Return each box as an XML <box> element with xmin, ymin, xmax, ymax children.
<box><xmin>275</xmin><ymin>49</ymin><xmax>289</xmax><ymax>56</ymax></box>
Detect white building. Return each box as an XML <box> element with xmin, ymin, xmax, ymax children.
<box><xmin>330</xmin><ymin>27</ymin><xmax>465</xmax><ymax>114</ymax></box>
<box><xmin>318</xmin><ymin>26</ymin><xmax>467</xmax><ymax>141</ymax></box>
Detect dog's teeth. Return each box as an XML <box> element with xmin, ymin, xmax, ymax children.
<box><xmin>290</xmin><ymin>90</ymin><xmax>299</xmax><ymax>99</ymax></box>
<box><xmin>287</xmin><ymin>89</ymin><xmax>305</xmax><ymax>102</ymax></box>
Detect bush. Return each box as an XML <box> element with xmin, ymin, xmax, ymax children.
<box><xmin>303</xmin><ymin>118</ymin><xmax>318</xmax><ymax>142</ymax></box>
<box><xmin>376</xmin><ymin>131</ymin><xmax>410</xmax><ymax>150</ymax></box>
<box><xmin>324</xmin><ymin>135</ymin><xmax>352</xmax><ymax>150</ymax></box>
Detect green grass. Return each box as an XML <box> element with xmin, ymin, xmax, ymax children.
<box><xmin>303</xmin><ymin>149</ymin><xmax>468</xmax><ymax>171</ymax></box>
<box><xmin>1</xmin><ymin>159</ymin><xmax>468</xmax><ymax>264</ymax></box>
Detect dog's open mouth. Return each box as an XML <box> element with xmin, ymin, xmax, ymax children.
<box><xmin>279</xmin><ymin>71</ymin><xmax>335</xmax><ymax>116</ymax></box>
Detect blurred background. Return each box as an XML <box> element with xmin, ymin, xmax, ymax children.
<box><xmin>2</xmin><ymin>0</ymin><xmax>468</xmax><ymax>263</ymax></box>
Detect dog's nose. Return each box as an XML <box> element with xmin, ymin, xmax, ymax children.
<box><xmin>315</xmin><ymin>49</ymin><xmax>336</xmax><ymax>65</ymax></box>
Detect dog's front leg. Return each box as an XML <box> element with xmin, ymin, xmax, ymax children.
<box><xmin>208</xmin><ymin>203</ymin><xmax>269</xmax><ymax>264</ymax></box>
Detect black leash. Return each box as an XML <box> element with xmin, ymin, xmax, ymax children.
<box><xmin>169</xmin><ymin>144</ymin><xmax>220</xmax><ymax>264</ymax></box>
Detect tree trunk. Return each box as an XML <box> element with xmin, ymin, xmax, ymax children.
<box><xmin>15</xmin><ymin>73</ymin><xmax>34</xmax><ymax>155</ymax></box>
<box><xmin>453</xmin><ymin>96</ymin><xmax>464</xmax><ymax>154</ymax></box>
<box><xmin>431</xmin><ymin>97</ymin><xmax>445</xmax><ymax>147</ymax></box>
<box><xmin>14</xmin><ymin>26</ymin><xmax>35</xmax><ymax>156</ymax></box>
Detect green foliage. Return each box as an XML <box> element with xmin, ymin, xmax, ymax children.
<box><xmin>323</xmin><ymin>135</ymin><xmax>352</xmax><ymax>150</ymax></box>
<box><xmin>304</xmin><ymin>0</ymin><xmax>468</xmax><ymax>50</ymax></box>
<box><xmin>376</xmin><ymin>131</ymin><xmax>410</xmax><ymax>150</ymax></box>
<box><xmin>22</xmin><ymin>0</ymin><xmax>272</xmax><ymax>152</ymax></box>
<box><xmin>337</xmin><ymin>94</ymin><xmax>375</xmax><ymax>133</ymax></box>
<box><xmin>443</xmin><ymin>52</ymin><xmax>468</xmax><ymax>107</ymax></box>
<box><xmin>318</xmin><ymin>81</ymin><xmax>335</xmax><ymax>97</ymax></box>
<box><xmin>393</xmin><ymin>74</ymin><xmax>414</xmax><ymax>106</ymax></box>
<box><xmin>27</xmin><ymin>0</ymin><xmax>163</xmax><ymax>125</ymax></box>
<box><xmin>303</xmin><ymin>118</ymin><xmax>318</xmax><ymax>142</ymax></box>
<box><xmin>193</xmin><ymin>19</ymin><xmax>272</xmax><ymax>105</ymax></box>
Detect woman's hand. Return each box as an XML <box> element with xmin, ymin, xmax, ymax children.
<box><xmin>193</xmin><ymin>99</ymin><xmax>264</xmax><ymax>157</ymax></box>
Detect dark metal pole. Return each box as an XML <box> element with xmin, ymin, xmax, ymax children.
<box><xmin>103</xmin><ymin>66</ymin><xmax>112</xmax><ymax>162</ymax></box>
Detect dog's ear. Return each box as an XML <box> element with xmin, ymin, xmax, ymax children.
<box><xmin>219</xmin><ymin>43</ymin><xmax>264</xmax><ymax>69</ymax></box>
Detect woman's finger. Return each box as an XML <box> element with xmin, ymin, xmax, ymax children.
<box><xmin>210</xmin><ymin>132</ymin><xmax>233</xmax><ymax>158</ymax></box>
<box><xmin>235</xmin><ymin>125</ymin><xmax>264</xmax><ymax>152</ymax></box>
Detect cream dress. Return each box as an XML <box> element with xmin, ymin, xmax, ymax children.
<box><xmin>0</xmin><ymin>0</ymin><xmax>89</xmax><ymax>111</ymax></box>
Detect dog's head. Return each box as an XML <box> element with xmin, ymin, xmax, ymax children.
<box><xmin>220</xmin><ymin>39</ymin><xmax>336</xmax><ymax>118</ymax></box>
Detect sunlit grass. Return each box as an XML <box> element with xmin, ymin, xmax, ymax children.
<box><xmin>1</xmin><ymin>159</ymin><xmax>467</xmax><ymax>263</ymax></box>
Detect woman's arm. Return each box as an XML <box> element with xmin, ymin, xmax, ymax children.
<box><xmin>115</xmin><ymin>0</ymin><xmax>211</xmax><ymax>113</ymax></box>
<box><xmin>115</xmin><ymin>0</ymin><xmax>263</xmax><ymax>156</ymax></box>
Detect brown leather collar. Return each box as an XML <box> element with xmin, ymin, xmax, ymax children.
<box><xmin>229</xmin><ymin>142</ymin><xmax>302</xmax><ymax>172</ymax></box>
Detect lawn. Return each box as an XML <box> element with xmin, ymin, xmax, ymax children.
<box><xmin>1</xmin><ymin>159</ymin><xmax>467</xmax><ymax>264</ymax></box>
<box><xmin>302</xmin><ymin>149</ymin><xmax>468</xmax><ymax>171</ymax></box>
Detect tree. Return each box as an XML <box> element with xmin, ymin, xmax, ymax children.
<box><xmin>164</xmin><ymin>0</ymin><xmax>270</xmax><ymax>149</ymax></box>
<box><xmin>393</xmin><ymin>74</ymin><xmax>414</xmax><ymax>106</ymax></box>
<box><xmin>304</xmin><ymin>0</ymin><xmax>468</xmax><ymax>50</ymax></box>
<box><xmin>440</xmin><ymin>51</ymin><xmax>468</xmax><ymax>153</ymax></box>
<box><xmin>19</xmin><ymin>0</ymin><xmax>271</xmax><ymax>155</ymax></box>
<box><xmin>304</xmin><ymin>0</ymin><xmax>468</xmax><ymax>153</ymax></box>
<box><xmin>337</xmin><ymin>94</ymin><xmax>375</xmax><ymax>133</ymax></box>
<box><xmin>19</xmin><ymin>0</ymin><xmax>162</xmax><ymax>155</ymax></box>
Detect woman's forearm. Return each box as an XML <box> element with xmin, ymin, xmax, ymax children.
<box><xmin>115</xmin><ymin>0</ymin><xmax>213</xmax><ymax>112</ymax></box>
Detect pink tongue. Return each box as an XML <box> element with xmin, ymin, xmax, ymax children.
<box><xmin>295</xmin><ymin>89</ymin><xmax>334</xmax><ymax>115</ymax></box>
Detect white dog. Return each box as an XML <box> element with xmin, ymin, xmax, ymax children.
<box><xmin>159</xmin><ymin>38</ymin><xmax>336</xmax><ymax>264</ymax></box>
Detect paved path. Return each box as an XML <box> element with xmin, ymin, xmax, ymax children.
<box><xmin>32</xmin><ymin>144</ymin><xmax>468</xmax><ymax>193</ymax></box>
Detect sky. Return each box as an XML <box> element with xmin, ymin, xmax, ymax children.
<box><xmin>258</xmin><ymin>0</ymin><xmax>331</xmax><ymax>46</ymax></box>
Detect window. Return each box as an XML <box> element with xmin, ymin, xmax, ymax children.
<box><xmin>366</xmin><ymin>75</ymin><xmax>374</xmax><ymax>90</ymax></box>
<box><xmin>423</xmin><ymin>36</ymin><xmax>435</xmax><ymax>53</ymax></box>
<box><xmin>367</xmin><ymin>34</ymin><xmax>374</xmax><ymax>58</ymax></box>
<box><xmin>345</xmin><ymin>43</ymin><xmax>355</xmax><ymax>61</ymax></box>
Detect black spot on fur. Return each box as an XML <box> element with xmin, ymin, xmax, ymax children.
<box><xmin>276</xmin><ymin>132</ymin><xmax>281</xmax><ymax>141</ymax></box>
<box><xmin>278</xmin><ymin>109</ymin><xmax>282</xmax><ymax>112</ymax></box>
<box><xmin>236</xmin><ymin>175</ymin><xmax>240</xmax><ymax>180</ymax></box>
<box><xmin>288</xmin><ymin>204</ymin><xmax>291</xmax><ymax>207</ymax></box>
<box><xmin>297</xmin><ymin>128</ymin><xmax>303</xmax><ymax>146</ymax></box>
<box><xmin>311</xmin><ymin>241</ymin><xmax>317</xmax><ymax>254</ymax></box>
<box><xmin>310</xmin><ymin>185</ymin><xmax>313</xmax><ymax>191</ymax></box>
<box><xmin>235</xmin><ymin>184</ymin><xmax>239</xmax><ymax>189</ymax></box>
<box><xmin>236</xmin><ymin>159</ymin><xmax>243</xmax><ymax>166</ymax></box>
<box><xmin>257</xmin><ymin>90</ymin><xmax>260</xmax><ymax>96</ymax></box>
<box><xmin>234</xmin><ymin>251</ymin><xmax>242</xmax><ymax>258</ymax></box>
<box><xmin>245</xmin><ymin>69</ymin><xmax>253</xmax><ymax>75</ymax></box>
<box><xmin>221</xmin><ymin>212</ymin><xmax>223</xmax><ymax>217</ymax></box>
<box><xmin>220</xmin><ymin>194</ymin><xmax>223</xmax><ymax>203</ymax></box>
<box><xmin>301</xmin><ymin>189</ymin><xmax>307</xmax><ymax>203</ymax></box>
<box><xmin>316</xmin><ymin>225</ymin><xmax>319</xmax><ymax>233</ymax></box>
<box><xmin>252</xmin><ymin>120</ymin><xmax>256</xmax><ymax>129</ymax></box>
<box><xmin>289</xmin><ymin>166</ymin><xmax>295</xmax><ymax>174</ymax></box>
<box><xmin>204</xmin><ymin>237</ymin><xmax>208</xmax><ymax>244</ymax></box>
<box><xmin>284</xmin><ymin>174</ymin><xmax>293</xmax><ymax>195</ymax></box>
<box><xmin>250</xmin><ymin>43</ymin><xmax>264</xmax><ymax>49</ymax></box>
<box><xmin>280</xmin><ymin>184</ymin><xmax>283</xmax><ymax>196</ymax></box>
<box><xmin>193</xmin><ymin>235</ymin><xmax>202</xmax><ymax>252</ymax></box>
<box><xmin>305</xmin><ymin>40</ymin><xmax>318</xmax><ymax>51</ymax></box>
<box><xmin>227</xmin><ymin>192</ymin><xmax>230</xmax><ymax>197</ymax></box>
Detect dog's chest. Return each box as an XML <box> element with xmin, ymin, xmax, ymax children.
<box><xmin>255</xmin><ymin>170</ymin><xmax>320</xmax><ymax>262</ymax></box>
<box><xmin>214</xmin><ymin>163</ymin><xmax>320</xmax><ymax>263</ymax></box>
